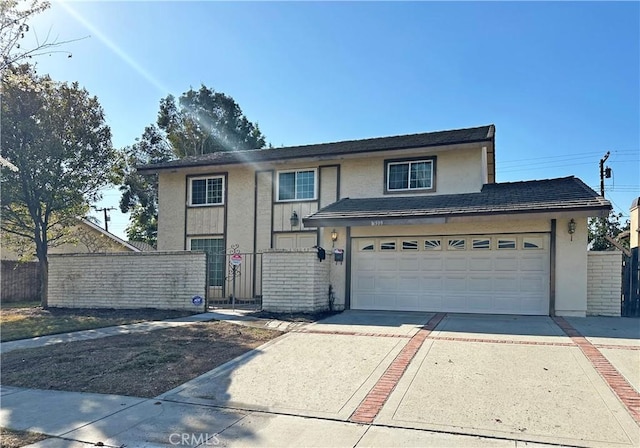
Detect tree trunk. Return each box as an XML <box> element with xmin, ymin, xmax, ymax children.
<box><xmin>38</xmin><ymin>257</ymin><xmax>48</xmax><ymax>308</ymax></box>
<box><xmin>35</xmin><ymin>238</ymin><xmax>49</xmax><ymax>309</ymax></box>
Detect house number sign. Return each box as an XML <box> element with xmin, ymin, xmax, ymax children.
<box><xmin>371</xmin><ymin>220</ymin><xmax>384</xmax><ymax>226</ymax></box>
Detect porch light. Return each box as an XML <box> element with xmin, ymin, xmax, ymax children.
<box><xmin>331</xmin><ymin>229</ymin><xmax>338</xmax><ymax>248</ymax></box>
<box><xmin>290</xmin><ymin>211</ymin><xmax>299</xmax><ymax>227</ymax></box>
<box><xmin>568</xmin><ymin>218</ymin><xmax>576</xmax><ymax>241</ymax></box>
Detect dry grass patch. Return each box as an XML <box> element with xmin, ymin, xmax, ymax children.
<box><xmin>1</xmin><ymin>321</ymin><xmax>281</xmax><ymax>398</ymax></box>
<box><xmin>0</xmin><ymin>305</ymin><xmax>195</xmax><ymax>342</ymax></box>
<box><xmin>0</xmin><ymin>427</ymin><xmax>48</xmax><ymax>448</ymax></box>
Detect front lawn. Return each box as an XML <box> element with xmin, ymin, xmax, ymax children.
<box><xmin>1</xmin><ymin>321</ymin><xmax>281</xmax><ymax>397</ymax></box>
<box><xmin>0</xmin><ymin>304</ymin><xmax>195</xmax><ymax>342</ymax></box>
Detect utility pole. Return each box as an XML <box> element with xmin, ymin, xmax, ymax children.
<box><xmin>95</xmin><ymin>207</ymin><xmax>116</xmax><ymax>232</ymax></box>
<box><xmin>599</xmin><ymin>151</ymin><xmax>611</xmax><ymax>197</ymax></box>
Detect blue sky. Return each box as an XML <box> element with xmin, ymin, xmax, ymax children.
<box><xmin>26</xmin><ymin>1</ymin><xmax>639</xmax><ymax>239</ymax></box>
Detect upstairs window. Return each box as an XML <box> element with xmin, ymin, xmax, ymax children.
<box><xmin>189</xmin><ymin>176</ymin><xmax>224</xmax><ymax>206</ymax></box>
<box><xmin>277</xmin><ymin>169</ymin><xmax>317</xmax><ymax>201</ymax></box>
<box><xmin>386</xmin><ymin>157</ymin><xmax>435</xmax><ymax>193</ymax></box>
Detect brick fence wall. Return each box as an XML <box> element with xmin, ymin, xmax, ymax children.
<box><xmin>49</xmin><ymin>252</ymin><xmax>207</xmax><ymax>311</ymax></box>
<box><xmin>587</xmin><ymin>251</ymin><xmax>622</xmax><ymax>317</ymax></box>
<box><xmin>1</xmin><ymin>261</ymin><xmax>40</xmax><ymax>302</ymax></box>
<box><xmin>262</xmin><ymin>249</ymin><xmax>331</xmax><ymax>313</ymax></box>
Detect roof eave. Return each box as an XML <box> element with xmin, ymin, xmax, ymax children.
<box><xmin>302</xmin><ymin>204</ymin><xmax>611</xmax><ymax>227</ymax></box>
<box><xmin>137</xmin><ymin>136</ymin><xmax>495</xmax><ymax>174</ymax></box>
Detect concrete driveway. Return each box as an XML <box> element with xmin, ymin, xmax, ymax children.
<box><xmin>158</xmin><ymin>311</ymin><xmax>639</xmax><ymax>448</ymax></box>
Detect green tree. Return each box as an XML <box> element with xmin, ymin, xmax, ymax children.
<box><xmin>1</xmin><ymin>0</ymin><xmax>76</xmax><ymax>70</ymax></box>
<box><xmin>119</xmin><ymin>85</ymin><xmax>267</xmax><ymax>245</ymax></box>
<box><xmin>158</xmin><ymin>85</ymin><xmax>266</xmax><ymax>157</ymax></box>
<box><xmin>118</xmin><ymin>125</ymin><xmax>172</xmax><ymax>245</ymax></box>
<box><xmin>0</xmin><ymin>65</ymin><xmax>114</xmax><ymax>306</ymax></box>
<box><xmin>588</xmin><ymin>212</ymin><xmax>630</xmax><ymax>251</ymax></box>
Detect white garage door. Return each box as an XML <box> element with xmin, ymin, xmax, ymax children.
<box><xmin>351</xmin><ymin>235</ymin><xmax>550</xmax><ymax>315</ymax></box>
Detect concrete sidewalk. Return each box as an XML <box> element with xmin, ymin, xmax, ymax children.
<box><xmin>2</xmin><ymin>386</ymin><xmax>562</xmax><ymax>448</ymax></box>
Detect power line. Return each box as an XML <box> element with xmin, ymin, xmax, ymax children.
<box><xmin>499</xmin><ymin>149</ymin><xmax>638</xmax><ymax>164</ymax></box>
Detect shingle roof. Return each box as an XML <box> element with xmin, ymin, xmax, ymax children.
<box><xmin>127</xmin><ymin>241</ymin><xmax>157</xmax><ymax>252</ymax></box>
<box><xmin>303</xmin><ymin>177</ymin><xmax>610</xmax><ymax>226</ymax></box>
<box><xmin>138</xmin><ymin>125</ymin><xmax>495</xmax><ymax>172</ymax></box>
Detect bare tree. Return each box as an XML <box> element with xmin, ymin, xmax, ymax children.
<box><xmin>1</xmin><ymin>0</ymin><xmax>79</xmax><ymax>70</ymax></box>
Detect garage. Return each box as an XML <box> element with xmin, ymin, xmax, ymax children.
<box><xmin>351</xmin><ymin>234</ymin><xmax>550</xmax><ymax>315</ymax></box>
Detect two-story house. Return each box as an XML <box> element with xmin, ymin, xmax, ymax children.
<box><xmin>139</xmin><ymin>124</ymin><xmax>610</xmax><ymax>317</ymax></box>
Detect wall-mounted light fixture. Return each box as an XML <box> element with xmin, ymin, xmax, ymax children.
<box><xmin>568</xmin><ymin>218</ymin><xmax>576</xmax><ymax>241</ymax></box>
<box><xmin>331</xmin><ymin>229</ymin><xmax>338</xmax><ymax>247</ymax></box>
<box><xmin>290</xmin><ymin>211</ymin><xmax>299</xmax><ymax>227</ymax></box>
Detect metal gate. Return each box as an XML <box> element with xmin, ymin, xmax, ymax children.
<box><xmin>622</xmin><ymin>247</ymin><xmax>639</xmax><ymax>317</ymax></box>
<box><xmin>208</xmin><ymin>250</ymin><xmax>263</xmax><ymax>309</ymax></box>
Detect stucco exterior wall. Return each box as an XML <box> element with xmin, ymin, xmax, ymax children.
<box><xmin>226</xmin><ymin>167</ymin><xmax>255</xmax><ymax>253</ymax></box>
<box><xmin>586</xmin><ymin>251</ymin><xmax>622</xmax><ymax>316</ymax></box>
<box><xmin>339</xmin><ymin>146</ymin><xmax>483</xmax><ymax>198</ymax></box>
<box><xmin>262</xmin><ymin>250</ymin><xmax>331</xmax><ymax>312</ymax></box>
<box><xmin>48</xmin><ymin>252</ymin><xmax>207</xmax><ymax>311</ymax></box>
<box><xmin>158</xmin><ymin>172</ymin><xmax>187</xmax><ymax>250</ymax></box>
<box><xmin>554</xmin><ymin>217</ymin><xmax>588</xmax><ymax>316</ymax></box>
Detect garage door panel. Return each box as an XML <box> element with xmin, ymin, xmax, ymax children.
<box><xmin>494</xmin><ymin>276</ymin><xmax>519</xmax><ymax>292</ymax></box>
<box><xmin>399</xmin><ymin>257</ymin><xmax>420</xmax><ymax>271</ymax></box>
<box><xmin>354</xmin><ymin>274</ymin><xmax>376</xmax><ymax>291</ymax></box>
<box><xmin>468</xmin><ymin>276</ymin><xmax>492</xmax><ymax>292</ymax></box>
<box><xmin>396</xmin><ymin>294</ymin><xmax>425</xmax><ymax>310</ymax></box>
<box><xmin>444</xmin><ymin>276</ymin><xmax>467</xmax><ymax>291</ymax></box>
<box><xmin>495</xmin><ymin>257</ymin><xmax>518</xmax><ymax>271</ymax></box>
<box><xmin>520</xmin><ymin>256</ymin><xmax>546</xmax><ymax>271</ymax></box>
<box><xmin>468</xmin><ymin>295</ymin><xmax>494</xmax><ymax>311</ymax></box>
<box><xmin>355</xmin><ymin>257</ymin><xmax>376</xmax><ymax>271</ymax></box>
<box><xmin>376</xmin><ymin>257</ymin><xmax>398</xmax><ymax>271</ymax></box>
<box><xmin>468</xmin><ymin>256</ymin><xmax>493</xmax><ymax>271</ymax></box>
<box><xmin>421</xmin><ymin>276</ymin><xmax>443</xmax><ymax>290</ymax></box>
<box><xmin>421</xmin><ymin>257</ymin><xmax>443</xmax><ymax>270</ymax></box>
<box><xmin>375</xmin><ymin>275</ymin><xmax>397</xmax><ymax>291</ymax></box>
<box><xmin>445</xmin><ymin>295</ymin><xmax>469</xmax><ymax>312</ymax></box>
<box><xmin>521</xmin><ymin>297</ymin><xmax>547</xmax><ymax>315</ymax></box>
<box><xmin>521</xmin><ymin>276</ymin><xmax>545</xmax><ymax>292</ymax></box>
<box><xmin>445</xmin><ymin>257</ymin><xmax>467</xmax><ymax>271</ymax></box>
<box><xmin>351</xmin><ymin>234</ymin><xmax>549</xmax><ymax>315</ymax></box>
<box><xmin>398</xmin><ymin>275</ymin><xmax>422</xmax><ymax>292</ymax></box>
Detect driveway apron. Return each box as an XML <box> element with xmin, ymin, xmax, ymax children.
<box><xmin>160</xmin><ymin>311</ymin><xmax>640</xmax><ymax>448</ymax></box>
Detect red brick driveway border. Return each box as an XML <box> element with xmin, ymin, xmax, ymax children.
<box><xmin>349</xmin><ymin>313</ymin><xmax>447</xmax><ymax>424</ymax></box>
<box><xmin>553</xmin><ymin>316</ymin><xmax>640</xmax><ymax>424</ymax></box>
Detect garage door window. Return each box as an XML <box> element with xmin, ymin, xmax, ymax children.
<box><xmin>380</xmin><ymin>241</ymin><xmax>396</xmax><ymax>251</ymax></box>
<box><xmin>402</xmin><ymin>240</ymin><xmax>418</xmax><ymax>250</ymax></box>
<box><xmin>448</xmin><ymin>239</ymin><xmax>466</xmax><ymax>250</ymax></box>
<box><xmin>523</xmin><ymin>237</ymin><xmax>543</xmax><ymax>249</ymax></box>
<box><xmin>359</xmin><ymin>240</ymin><xmax>375</xmax><ymax>251</ymax></box>
<box><xmin>472</xmin><ymin>238</ymin><xmax>491</xmax><ymax>250</ymax></box>
<box><xmin>424</xmin><ymin>239</ymin><xmax>441</xmax><ymax>250</ymax></box>
<box><xmin>498</xmin><ymin>239</ymin><xmax>516</xmax><ymax>249</ymax></box>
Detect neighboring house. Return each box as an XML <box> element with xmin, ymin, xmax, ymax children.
<box><xmin>139</xmin><ymin>124</ymin><xmax>610</xmax><ymax>317</ymax></box>
<box><xmin>1</xmin><ymin>217</ymin><xmax>147</xmax><ymax>302</ymax></box>
<box><xmin>1</xmin><ymin>218</ymin><xmax>142</xmax><ymax>261</ymax></box>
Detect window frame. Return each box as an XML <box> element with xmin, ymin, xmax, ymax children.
<box><xmin>276</xmin><ymin>168</ymin><xmax>318</xmax><ymax>202</ymax></box>
<box><xmin>188</xmin><ymin>175</ymin><xmax>225</xmax><ymax>207</ymax></box>
<box><xmin>384</xmin><ymin>156</ymin><xmax>436</xmax><ymax>194</ymax></box>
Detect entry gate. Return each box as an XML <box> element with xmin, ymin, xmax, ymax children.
<box><xmin>622</xmin><ymin>247</ymin><xmax>639</xmax><ymax>317</ymax></box>
<box><xmin>208</xmin><ymin>248</ymin><xmax>263</xmax><ymax>309</ymax></box>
